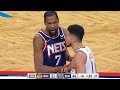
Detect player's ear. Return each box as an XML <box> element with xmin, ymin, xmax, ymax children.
<box><xmin>72</xmin><ymin>36</ymin><xmax>77</xmax><ymax>42</ymax></box>
<box><xmin>72</xmin><ymin>36</ymin><xmax>75</xmax><ymax>42</ymax></box>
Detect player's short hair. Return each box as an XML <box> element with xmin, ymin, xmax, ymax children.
<box><xmin>44</xmin><ymin>11</ymin><xmax>59</xmax><ymax>22</ymax></box>
<box><xmin>68</xmin><ymin>24</ymin><xmax>84</xmax><ymax>42</ymax></box>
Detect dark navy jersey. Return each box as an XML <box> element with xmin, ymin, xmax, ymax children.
<box><xmin>38</xmin><ymin>27</ymin><xmax>66</xmax><ymax>67</ymax></box>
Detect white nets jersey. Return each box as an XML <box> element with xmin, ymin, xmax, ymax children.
<box><xmin>71</xmin><ymin>46</ymin><xmax>96</xmax><ymax>74</ymax></box>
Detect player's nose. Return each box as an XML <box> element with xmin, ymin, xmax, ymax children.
<box><xmin>51</xmin><ymin>24</ymin><xmax>55</xmax><ymax>28</ymax></box>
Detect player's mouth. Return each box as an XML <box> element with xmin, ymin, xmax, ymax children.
<box><xmin>50</xmin><ymin>30</ymin><xmax>56</xmax><ymax>33</ymax></box>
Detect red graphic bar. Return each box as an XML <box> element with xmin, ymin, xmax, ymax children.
<box><xmin>99</xmin><ymin>72</ymin><xmax>120</xmax><ymax>76</ymax></box>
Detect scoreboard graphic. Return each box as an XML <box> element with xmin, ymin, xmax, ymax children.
<box><xmin>0</xmin><ymin>71</ymin><xmax>119</xmax><ymax>79</ymax></box>
<box><xmin>27</xmin><ymin>73</ymin><xmax>99</xmax><ymax>79</ymax></box>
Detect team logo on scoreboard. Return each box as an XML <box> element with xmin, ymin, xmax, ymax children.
<box><xmin>27</xmin><ymin>73</ymin><xmax>36</xmax><ymax>79</ymax></box>
<box><xmin>42</xmin><ymin>74</ymin><xmax>50</xmax><ymax>79</ymax></box>
<box><xmin>64</xmin><ymin>74</ymin><xmax>71</xmax><ymax>79</ymax></box>
<box><xmin>36</xmin><ymin>74</ymin><xmax>42</xmax><ymax>79</ymax></box>
<box><xmin>36</xmin><ymin>74</ymin><xmax>50</xmax><ymax>79</ymax></box>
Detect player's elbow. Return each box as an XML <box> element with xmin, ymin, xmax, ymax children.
<box><xmin>35</xmin><ymin>68</ymin><xmax>40</xmax><ymax>73</ymax></box>
<box><xmin>35</xmin><ymin>66</ymin><xmax>44</xmax><ymax>73</ymax></box>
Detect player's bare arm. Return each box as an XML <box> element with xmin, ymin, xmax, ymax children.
<box><xmin>33</xmin><ymin>34</ymin><xmax>64</xmax><ymax>73</ymax></box>
<box><xmin>61</xmin><ymin>57</ymin><xmax>75</xmax><ymax>73</ymax></box>
<box><xmin>74</xmin><ymin>51</ymin><xmax>87</xmax><ymax>73</ymax></box>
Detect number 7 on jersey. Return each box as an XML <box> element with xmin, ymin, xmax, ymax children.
<box><xmin>55</xmin><ymin>55</ymin><xmax>61</xmax><ymax>65</ymax></box>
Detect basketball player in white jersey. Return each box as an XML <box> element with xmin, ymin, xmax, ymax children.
<box><xmin>61</xmin><ymin>24</ymin><xmax>96</xmax><ymax>73</ymax></box>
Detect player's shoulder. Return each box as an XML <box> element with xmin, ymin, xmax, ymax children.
<box><xmin>61</xmin><ymin>27</ymin><xmax>67</xmax><ymax>31</ymax></box>
<box><xmin>60</xmin><ymin>26</ymin><xmax>68</xmax><ymax>35</ymax></box>
<box><xmin>34</xmin><ymin>28</ymin><xmax>45</xmax><ymax>37</ymax></box>
<box><xmin>75</xmin><ymin>49</ymin><xmax>87</xmax><ymax>57</ymax></box>
<box><xmin>33</xmin><ymin>31</ymin><xmax>44</xmax><ymax>42</ymax></box>
<box><xmin>33</xmin><ymin>34</ymin><xmax>44</xmax><ymax>48</ymax></box>
<box><xmin>34</xmin><ymin>33</ymin><xmax>40</xmax><ymax>39</ymax></box>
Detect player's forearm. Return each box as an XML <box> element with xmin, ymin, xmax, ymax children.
<box><xmin>35</xmin><ymin>65</ymin><xmax>64</xmax><ymax>73</ymax></box>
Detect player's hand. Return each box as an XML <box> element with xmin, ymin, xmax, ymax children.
<box><xmin>61</xmin><ymin>66</ymin><xmax>69</xmax><ymax>73</ymax></box>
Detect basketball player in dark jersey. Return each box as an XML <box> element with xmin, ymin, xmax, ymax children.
<box><xmin>33</xmin><ymin>11</ymin><xmax>72</xmax><ymax>73</ymax></box>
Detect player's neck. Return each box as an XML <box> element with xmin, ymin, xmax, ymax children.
<box><xmin>72</xmin><ymin>42</ymin><xmax>85</xmax><ymax>52</ymax></box>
